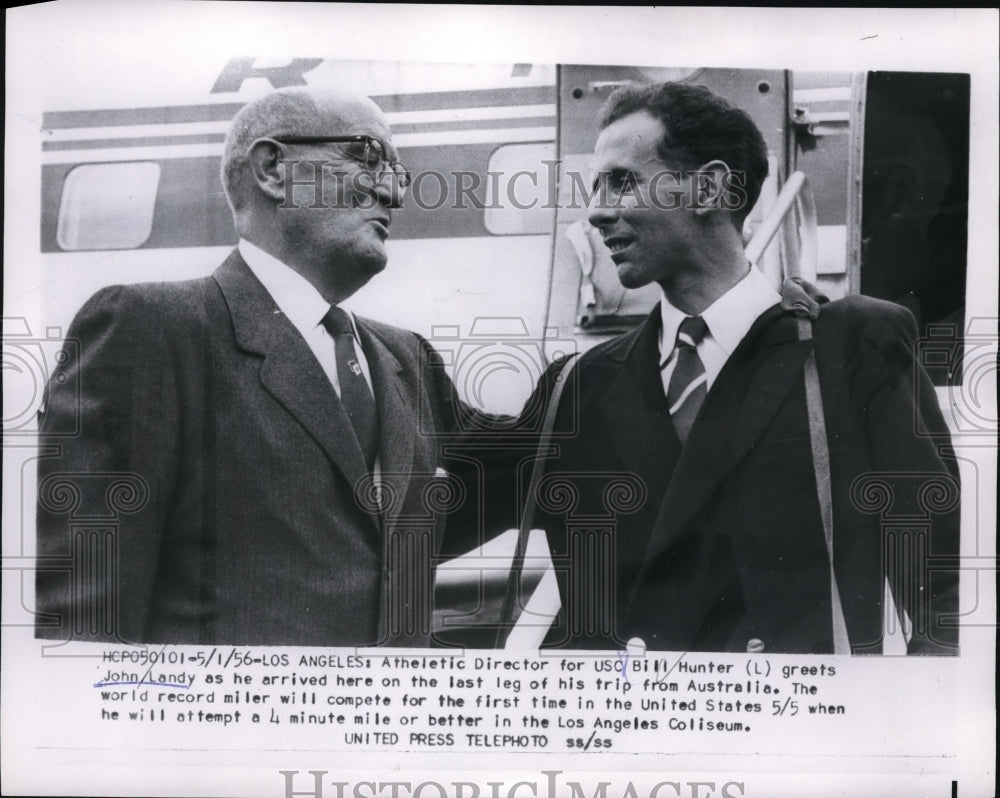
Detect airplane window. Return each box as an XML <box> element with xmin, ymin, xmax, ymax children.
<box><xmin>57</xmin><ymin>162</ymin><xmax>160</xmax><ymax>250</ymax></box>
<box><xmin>484</xmin><ymin>143</ymin><xmax>556</xmax><ymax>235</ymax></box>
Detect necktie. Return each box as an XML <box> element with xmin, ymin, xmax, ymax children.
<box><xmin>322</xmin><ymin>307</ymin><xmax>379</xmax><ymax>471</ymax></box>
<box><xmin>665</xmin><ymin>315</ymin><xmax>709</xmax><ymax>444</ymax></box>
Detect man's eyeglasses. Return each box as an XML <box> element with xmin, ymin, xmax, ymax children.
<box><xmin>270</xmin><ymin>135</ymin><xmax>411</xmax><ymax>191</ymax></box>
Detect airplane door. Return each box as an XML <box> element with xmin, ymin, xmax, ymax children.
<box><xmin>856</xmin><ymin>71</ymin><xmax>969</xmax><ymax>386</ymax></box>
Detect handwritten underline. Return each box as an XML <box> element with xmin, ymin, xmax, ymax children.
<box><xmin>93</xmin><ymin>680</ymin><xmax>190</xmax><ymax>689</ymax></box>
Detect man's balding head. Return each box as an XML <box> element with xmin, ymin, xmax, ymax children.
<box><xmin>222</xmin><ymin>89</ymin><xmax>317</xmax><ymax>211</ymax></box>
<box><xmin>220</xmin><ymin>87</ymin><xmax>399</xmax><ymax>304</ymax></box>
<box><xmin>221</xmin><ymin>87</ymin><xmax>390</xmax><ymax>212</ymax></box>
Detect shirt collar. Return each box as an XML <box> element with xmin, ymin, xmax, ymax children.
<box><xmin>659</xmin><ymin>264</ymin><xmax>780</xmax><ymax>361</ymax></box>
<box><xmin>238</xmin><ymin>239</ymin><xmax>360</xmax><ymax>339</ymax></box>
<box><xmin>658</xmin><ymin>296</ymin><xmax>687</xmax><ymax>366</ymax></box>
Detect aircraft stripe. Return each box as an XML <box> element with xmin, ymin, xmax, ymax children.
<box><xmin>43</xmin><ymin>116</ymin><xmax>555</xmax><ymax>152</ymax></box>
<box><xmin>40</xmin><ymin>86</ymin><xmax>555</xmax><ymax>130</ymax></box>
<box><xmin>43</xmin><ymin>134</ymin><xmax>227</xmax><ymax>151</ymax></box>
<box><xmin>42</xmin><ymin>103</ymin><xmax>244</xmax><ymax>130</ymax></box>
<box><xmin>42</xmin><ymin>143</ymin><xmax>227</xmax><ymax>164</ymax></box>
<box><xmin>392</xmin><ymin>116</ymin><xmax>553</xmax><ymax>135</ymax></box>
<box><xmin>387</xmin><ymin>103</ymin><xmax>555</xmax><ymax>125</ymax></box>
<box><xmin>44</xmin><ymin>121</ymin><xmax>233</xmax><ymax>142</ymax></box>
<box><xmin>367</xmin><ymin>86</ymin><xmax>554</xmax><ymax>114</ymax></box>
<box><xmin>41</xmin><ymin>127</ymin><xmax>556</xmax><ymax>164</ymax></box>
<box><xmin>41</xmin><ymin>105</ymin><xmax>557</xmax><ymax>145</ymax></box>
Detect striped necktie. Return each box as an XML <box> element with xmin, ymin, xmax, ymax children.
<box><xmin>665</xmin><ymin>315</ymin><xmax>709</xmax><ymax>444</ymax></box>
<box><xmin>321</xmin><ymin>307</ymin><xmax>379</xmax><ymax>471</ymax></box>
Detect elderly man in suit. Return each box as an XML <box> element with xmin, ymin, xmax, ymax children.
<box><xmin>35</xmin><ymin>87</ymin><xmax>476</xmax><ymax>646</ymax></box>
<box><xmin>527</xmin><ymin>82</ymin><xmax>959</xmax><ymax>655</ymax></box>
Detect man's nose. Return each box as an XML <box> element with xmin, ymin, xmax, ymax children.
<box><xmin>372</xmin><ymin>171</ymin><xmax>404</xmax><ymax>210</ymax></box>
<box><xmin>586</xmin><ymin>184</ymin><xmax>617</xmax><ymax>229</ymax></box>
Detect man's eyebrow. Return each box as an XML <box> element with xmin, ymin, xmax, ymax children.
<box><xmin>591</xmin><ymin>166</ymin><xmax>630</xmax><ymax>188</ymax></box>
<box><xmin>594</xmin><ymin>166</ymin><xmax>629</xmax><ymax>176</ymax></box>
<box><xmin>607</xmin><ymin>167</ymin><xmax>636</xmax><ymax>182</ymax></box>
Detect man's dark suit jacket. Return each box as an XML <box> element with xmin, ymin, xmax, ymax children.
<box><xmin>35</xmin><ymin>250</ymin><xmax>472</xmax><ymax>646</ymax></box>
<box><xmin>530</xmin><ymin>282</ymin><xmax>960</xmax><ymax>654</ymax></box>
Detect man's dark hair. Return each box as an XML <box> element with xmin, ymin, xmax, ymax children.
<box><xmin>599</xmin><ymin>81</ymin><xmax>769</xmax><ymax>228</ymax></box>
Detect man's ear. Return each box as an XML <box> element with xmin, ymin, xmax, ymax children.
<box><xmin>247</xmin><ymin>138</ymin><xmax>288</xmax><ymax>203</ymax></box>
<box><xmin>692</xmin><ymin>159</ymin><xmax>731</xmax><ymax>216</ymax></box>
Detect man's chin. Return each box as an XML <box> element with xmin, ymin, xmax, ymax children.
<box><xmin>334</xmin><ymin>254</ymin><xmax>388</xmax><ymax>300</ymax></box>
<box><xmin>615</xmin><ymin>264</ymin><xmax>652</xmax><ymax>291</ymax></box>
<box><xmin>357</xmin><ymin>248</ymin><xmax>388</xmax><ymax>276</ymax></box>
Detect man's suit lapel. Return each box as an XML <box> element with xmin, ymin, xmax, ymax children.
<box><xmin>595</xmin><ymin>310</ymin><xmax>680</xmax><ymax>497</ymax></box>
<box><xmin>638</xmin><ymin>305</ymin><xmax>813</xmax><ymax>566</ymax></box>
<box><xmin>357</xmin><ymin>320</ymin><xmax>441</xmax><ymax>646</ymax></box>
<box><xmin>356</xmin><ymin>321</ymin><xmax>418</xmax><ymax>520</ymax></box>
<box><xmin>213</xmin><ymin>251</ymin><xmax>380</xmax><ymax>531</ymax></box>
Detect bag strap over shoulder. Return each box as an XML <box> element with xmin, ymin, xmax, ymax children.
<box><xmin>795</xmin><ymin>315</ymin><xmax>851</xmax><ymax>656</ymax></box>
<box><xmin>495</xmin><ymin>353</ymin><xmax>579</xmax><ymax>648</ymax></box>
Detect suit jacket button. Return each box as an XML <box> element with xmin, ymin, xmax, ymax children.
<box><xmin>746</xmin><ymin>638</ymin><xmax>765</xmax><ymax>653</ymax></box>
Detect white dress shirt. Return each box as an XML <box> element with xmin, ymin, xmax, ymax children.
<box><xmin>659</xmin><ymin>265</ymin><xmax>780</xmax><ymax>394</ymax></box>
<box><xmin>239</xmin><ymin>239</ymin><xmax>374</xmax><ymax>397</ymax></box>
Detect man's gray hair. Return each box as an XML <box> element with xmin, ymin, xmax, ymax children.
<box><xmin>221</xmin><ymin>89</ymin><xmax>320</xmax><ymax>211</ymax></box>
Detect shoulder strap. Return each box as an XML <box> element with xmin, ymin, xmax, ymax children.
<box><xmin>495</xmin><ymin>353</ymin><xmax>579</xmax><ymax>647</ymax></box>
<box><xmin>796</xmin><ymin>318</ymin><xmax>851</xmax><ymax>655</ymax></box>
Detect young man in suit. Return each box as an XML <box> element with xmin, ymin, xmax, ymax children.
<box><xmin>35</xmin><ymin>87</ymin><xmax>480</xmax><ymax>646</ymax></box>
<box><xmin>529</xmin><ymin>82</ymin><xmax>959</xmax><ymax>654</ymax></box>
